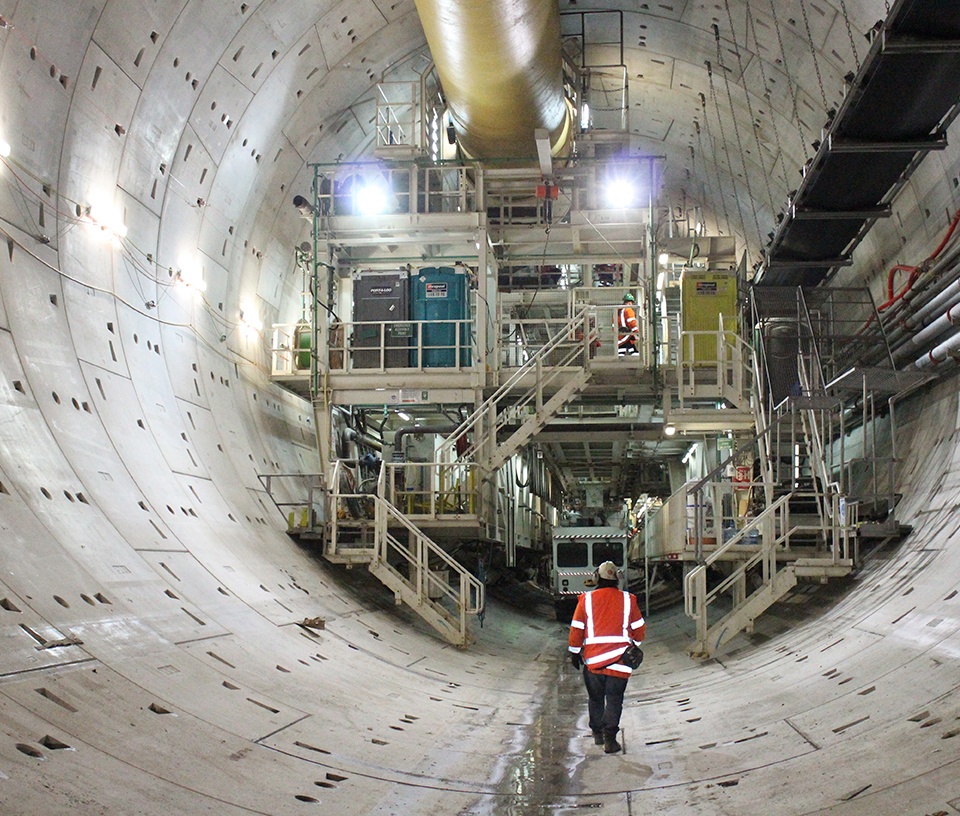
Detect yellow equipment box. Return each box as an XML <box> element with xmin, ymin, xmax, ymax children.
<box><xmin>680</xmin><ymin>271</ymin><xmax>738</xmax><ymax>365</ymax></box>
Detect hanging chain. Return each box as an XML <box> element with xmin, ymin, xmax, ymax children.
<box><xmin>714</xmin><ymin>24</ymin><xmax>764</xmax><ymax>254</ymax></box>
<box><xmin>706</xmin><ymin>63</ymin><xmax>749</xmax><ymax>249</ymax></box>
<box><xmin>723</xmin><ymin>0</ymin><xmax>777</xmax><ymax>220</ymax></box>
<box><xmin>838</xmin><ymin>0</ymin><xmax>861</xmax><ymax>73</ymax></box>
<box><xmin>695</xmin><ymin>101</ymin><xmax>733</xmax><ymax>241</ymax></box>
<box><xmin>799</xmin><ymin>0</ymin><xmax>831</xmax><ymax>114</ymax></box>
<box><xmin>746</xmin><ymin>5</ymin><xmax>792</xmax><ymax>198</ymax></box>
<box><xmin>768</xmin><ymin>0</ymin><xmax>811</xmax><ymax>163</ymax></box>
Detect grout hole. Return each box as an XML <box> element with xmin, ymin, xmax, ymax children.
<box><xmin>0</xmin><ymin>597</ymin><xmax>22</xmax><ymax>612</ymax></box>
<box><xmin>53</xmin><ymin>596</ymin><xmax>69</xmax><ymax>608</ymax></box>
<box><xmin>148</xmin><ymin>703</ymin><xmax>173</xmax><ymax>715</ymax></box>
<box><xmin>15</xmin><ymin>743</ymin><xmax>44</xmax><ymax>758</ymax></box>
<box><xmin>39</xmin><ymin>735</ymin><xmax>71</xmax><ymax>750</ymax></box>
<box><xmin>35</xmin><ymin>687</ymin><xmax>77</xmax><ymax>712</ymax></box>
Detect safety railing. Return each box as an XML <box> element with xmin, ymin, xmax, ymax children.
<box><xmin>375</xmin><ymin>81</ymin><xmax>419</xmax><ymax>150</ymax></box>
<box><xmin>437</xmin><ymin>309</ymin><xmax>596</xmax><ymax>464</ymax></box>
<box><xmin>382</xmin><ymin>461</ymin><xmax>479</xmax><ymax>519</ymax></box>
<box><xmin>325</xmin><ymin>459</ymin><xmax>377</xmax><ymax>560</ymax></box>
<box><xmin>327</xmin><ymin>318</ymin><xmax>474</xmax><ymax>373</ymax></box>
<box><xmin>257</xmin><ymin>472</ymin><xmax>326</xmax><ymax>532</ymax></box>
<box><xmin>498</xmin><ymin>302</ymin><xmax>645</xmax><ymax>367</ymax></box>
<box><xmin>270</xmin><ymin>322</ymin><xmax>313</xmax><ymax>377</ymax></box>
<box><xmin>684</xmin><ymin>487</ymin><xmax>859</xmax><ymax>654</ymax></box>
<box><xmin>684</xmin><ymin>493</ymin><xmax>791</xmax><ymax>648</ymax></box>
<box><xmin>373</xmin><ymin>467</ymin><xmax>484</xmax><ymax>646</ymax></box>
<box><xmin>675</xmin><ymin>316</ymin><xmax>753</xmax><ymax>409</ymax></box>
<box><xmin>314</xmin><ymin>162</ymin><xmax>478</xmax><ymax>218</ymax></box>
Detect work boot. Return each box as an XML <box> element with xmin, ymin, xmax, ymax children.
<box><xmin>603</xmin><ymin>733</ymin><xmax>622</xmax><ymax>754</ymax></box>
<box><xmin>591</xmin><ymin>730</ymin><xmax>604</xmax><ymax>745</ymax></box>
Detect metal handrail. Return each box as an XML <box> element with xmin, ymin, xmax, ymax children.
<box><xmin>373</xmin><ymin>466</ymin><xmax>484</xmax><ymax>643</ymax></box>
<box><xmin>684</xmin><ymin>494</ymin><xmax>791</xmax><ymax>634</ymax></box>
<box><xmin>437</xmin><ymin>308</ymin><xmax>595</xmax><ymax>462</ymax></box>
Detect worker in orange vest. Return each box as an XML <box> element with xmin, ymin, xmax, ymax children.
<box><xmin>617</xmin><ymin>293</ymin><xmax>639</xmax><ymax>356</ymax></box>
<box><xmin>568</xmin><ymin>561</ymin><xmax>646</xmax><ymax>753</ymax></box>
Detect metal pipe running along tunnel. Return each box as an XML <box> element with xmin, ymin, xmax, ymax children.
<box><xmin>414</xmin><ymin>0</ymin><xmax>573</xmax><ymax>159</ymax></box>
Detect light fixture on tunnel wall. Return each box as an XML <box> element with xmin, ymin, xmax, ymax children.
<box><xmin>238</xmin><ymin>305</ymin><xmax>263</xmax><ymax>336</ymax></box>
<box><xmin>0</xmin><ymin>137</ymin><xmax>10</xmax><ymax>158</ymax></box>
<box><xmin>658</xmin><ymin>252</ymin><xmax>669</xmax><ymax>267</ymax></box>
<box><xmin>84</xmin><ymin>204</ymin><xmax>127</xmax><ymax>243</ymax></box>
<box><xmin>664</xmin><ymin>423</ymin><xmax>677</xmax><ymax>436</ymax></box>
<box><xmin>396</xmin><ymin>411</ymin><xmax>412</xmax><ymax>421</ymax></box>
<box><xmin>174</xmin><ymin>267</ymin><xmax>207</xmax><ymax>293</ymax></box>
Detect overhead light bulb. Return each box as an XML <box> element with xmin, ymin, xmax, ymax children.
<box><xmin>658</xmin><ymin>252</ymin><xmax>669</xmax><ymax>267</ymax></box>
<box><xmin>664</xmin><ymin>423</ymin><xmax>677</xmax><ymax>436</ymax></box>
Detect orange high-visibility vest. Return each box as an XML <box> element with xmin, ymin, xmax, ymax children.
<box><xmin>617</xmin><ymin>305</ymin><xmax>638</xmax><ymax>347</ymax></box>
<box><xmin>569</xmin><ymin>587</ymin><xmax>645</xmax><ymax>678</ymax></box>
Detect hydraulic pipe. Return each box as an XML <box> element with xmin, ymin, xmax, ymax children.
<box><xmin>913</xmin><ymin>327</ymin><xmax>960</xmax><ymax>369</ymax></box>
<box><xmin>895</xmin><ymin>300</ymin><xmax>960</xmax><ymax>356</ymax></box>
<box><xmin>413</xmin><ymin>0</ymin><xmax>573</xmax><ymax>160</ymax></box>
<box><xmin>885</xmin><ymin>240</ymin><xmax>960</xmax><ymax>343</ymax></box>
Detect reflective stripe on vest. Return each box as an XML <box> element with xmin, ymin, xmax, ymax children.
<box><xmin>583</xmin><ymin>590</ymin><xmax>632</xmax><ymax>645</ymax></box>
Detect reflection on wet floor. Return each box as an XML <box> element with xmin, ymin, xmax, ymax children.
<box><xmin>460</xmin><ymin>653</ymin><xmax>614</xmax><ymax>815</ymax></box>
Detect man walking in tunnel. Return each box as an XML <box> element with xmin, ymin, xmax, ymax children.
<box><xmin>568</xmin><ymin>561</ymin><xmax>646</xmax><ymax>753</ymax></box>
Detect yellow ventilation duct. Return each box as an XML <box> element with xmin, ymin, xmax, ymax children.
<box><xmin>414</xmin><ymin>0</ymin><xmax>573</xmax><ymax>161</ymax></box>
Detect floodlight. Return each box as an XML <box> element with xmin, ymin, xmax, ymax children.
<box><xmin>354</xmin><ymin>179</ymin><xmax>390</xmax><ymax>216</ymax></box>
<box><xmin>604</xmin><ymin>176</ymin><xmax>636</xmax><ymax>208</ymax></box>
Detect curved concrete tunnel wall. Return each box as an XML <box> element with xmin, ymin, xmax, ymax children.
<box><xmin>2</xmin><ymin>1</ymin><xmax>960</xmax><ymax>814</ymax></box>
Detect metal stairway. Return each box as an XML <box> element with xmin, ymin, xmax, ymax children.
<box><xmin>438</xmin><ymin>309</ymin><xmax>597</xmax><ymax>473</ymax></box>
<box><xmin>681</xmin><ymin>285</ymin><xmax>932</xmax><ymax>655</ymax></box>
<box><xmin>323</xmin><ymin>459</ymin><xmax>484</xmax><ymax>647</ymax></box>
<box><xmin>679</xmin><ymin>290</ymin><xmax>868</xmax><ymax>656</ymax></box>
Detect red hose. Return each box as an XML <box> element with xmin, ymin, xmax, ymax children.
<box><xmin>877</xmin><ymin>208</ymin><xmax>960</xmax><ymax>313</ymax></box>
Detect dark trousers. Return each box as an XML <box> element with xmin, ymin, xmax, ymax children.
<box><xmin>583</xmin><ymin>669</ymin><xmax>628</xmax><ymax>736</ymax></box>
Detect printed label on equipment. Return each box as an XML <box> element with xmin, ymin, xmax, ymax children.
<box><xmin>695</xmin><ymin>281</ymin><xmax>718</xmax><ymax>294</ymax></box>
<box><xmin>425</xmin><ymin>283</ymin><xmax>448</xmax><ymax>298</ymax></box>
<box><xmin>368</xmin><ymin>285</ymin><xmax>397</xmax><ymax>296</ymax></box>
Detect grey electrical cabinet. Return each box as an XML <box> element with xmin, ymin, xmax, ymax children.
<box><xmin>351</xmin><ymin>270</ymin><xmax>410</xmax><ymax>369</ymax></box>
